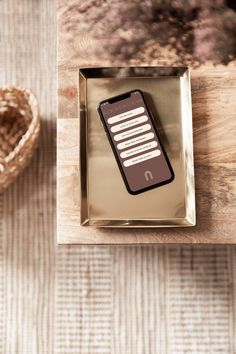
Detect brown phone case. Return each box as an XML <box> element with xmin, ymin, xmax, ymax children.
<box><xmin>98</xmin><ymin>89</ymin><xmax>174</xmax><ymax>195</ymax></box>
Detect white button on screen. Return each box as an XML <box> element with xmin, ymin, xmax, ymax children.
<box><xmin>120</xmin><ymin>141</ymin><xmax>158</xmax><ymax>158</ymax></box>
<box><xmin>111</xmin><ymin>115</ymin><xmax>148</xmax><ymax>133</ymax></box>
<box><xmin>114</xmin><ymin>124</ymin><xmax>151</xmax><ymax>142</ymax></box>
<box><xmin>108</xmin><ymin>107</ymin><xmax>144</xmax><ymax>125</ymax></box>
<box><xmin>123</xmin><ymin>149</ymin><xmax>161</xmax><ymax>167</ymax></box>
<box><xmin>117</xmin><ymin>132</ymin><xmax>154</xmax><ymax>150</ymax></box>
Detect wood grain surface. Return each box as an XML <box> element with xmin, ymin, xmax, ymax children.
<box><xmin>0</xmin><ymin>1</ymin><xmax>236</xmax><ymax>353</ymax></box>
<box><xmin>57</xmin><ymin>0</ymin><xmax>236</xmax><ymax>244</ymax></box>
<box><xmin>57</xmin><ymin>70</ymin><xmax>236</xmax><ymax>244</ymax></box>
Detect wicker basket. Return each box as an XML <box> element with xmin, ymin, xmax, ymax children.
<box><xmin>0</xmin><ymin>87</ymin><xmax>40</xmax><ymax>191</ymax></box>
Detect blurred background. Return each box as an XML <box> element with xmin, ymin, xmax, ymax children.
<box><xmin>0</xmin><ymin>0</ymin><xmax>236</xmax><ymax>353</ymax></box>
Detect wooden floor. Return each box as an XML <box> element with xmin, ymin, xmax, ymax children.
<box><xmin>0</xmin><ymin>1</ymin><xmax>236</xmax><ymax>353</ymax></box>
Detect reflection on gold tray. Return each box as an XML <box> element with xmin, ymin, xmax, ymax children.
<box><xmin>79</xmin><ymin>67</ymin><xmax>195</xmax><ymax>227</ymax></box>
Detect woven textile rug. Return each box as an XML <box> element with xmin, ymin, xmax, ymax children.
<box><xmin>0</xmin><ymin>1</ymin><xmax>236</xmax><ymax>353</ymax></box>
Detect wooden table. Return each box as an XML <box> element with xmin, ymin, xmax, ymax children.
<box><xmin>58</xmin><ymin>60</ymin><xmax>236</xmax><ymax>244</ymax></box>
<box><xmin>57</xmin><ymin>0</ymin><xmax>236</xmax><ymax>244</ymax></box>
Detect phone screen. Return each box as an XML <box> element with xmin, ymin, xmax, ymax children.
<box><xmin>98</xmin><ymin>90</ymin><xmax>174</xmax><ymax>194</ymax></box>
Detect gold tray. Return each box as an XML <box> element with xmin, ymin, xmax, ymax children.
<box><xmin>79</xmin><ymin>67</ymin><xmax>195</xmax><ymax>227</ymax></box>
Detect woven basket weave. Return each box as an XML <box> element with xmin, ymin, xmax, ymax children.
<box><xmin>0</xmin><ymin>87</ymin><xmax>40</xmax><ymax>191</ymax></box>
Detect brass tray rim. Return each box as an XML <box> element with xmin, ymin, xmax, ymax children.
<box><xmin>79</xmin><ymin>66</ymin><xmax>196</xmax><ymax>228</ymax></box>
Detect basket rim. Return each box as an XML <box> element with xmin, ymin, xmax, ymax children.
<box><xmin>0</xmin><ymin>86</ymin><xmax>39</xmax><ymax>164</ymax></box>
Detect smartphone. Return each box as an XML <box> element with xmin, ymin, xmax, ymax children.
<box><xmin>97</xmin><ymin>89</ymin><xmax>174</xmax><ymax>195</ymax></box>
